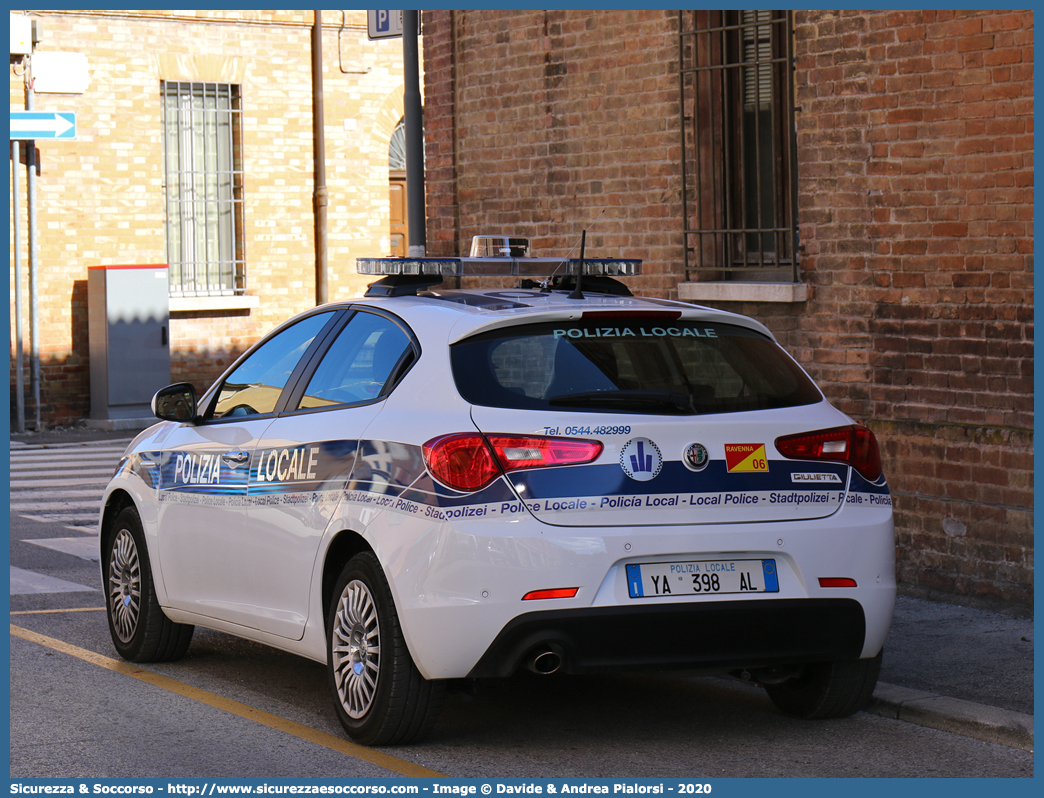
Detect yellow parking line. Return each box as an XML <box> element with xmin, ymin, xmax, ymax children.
<box><xmin>10</xmin><ymin>624</ymin><xmax>447</xmax><ymax>778</ymax></box>
<box><xmin>11</xmin><ymin>607</ymin><xmax>107</xmax><ymax>615</ymax></box>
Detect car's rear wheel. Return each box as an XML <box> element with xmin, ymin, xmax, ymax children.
<box><xmin>104</xmin><ymin>505</ymin><xmax>194</xmax><ymax>662</ymax></box>
<box><xmin>764</xmin><ymin>649</ymin><xmax>882</xmax><ymax>719</ymax></box>
<box><xmin>327</xmin><ymin>552</ymin><xmax>445</xmax><ymax>745</ymax></box>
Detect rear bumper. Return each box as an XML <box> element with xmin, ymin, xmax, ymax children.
<box><xmin>466</xmin><ymin>598</ymin><xmax>866</xmax><ymax>678</ymax></box>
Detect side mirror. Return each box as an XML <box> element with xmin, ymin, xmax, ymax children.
<box><xmin>152</xmin><ymin>382</ymin><xmax>198</xmax><ymax>423</ymax></box>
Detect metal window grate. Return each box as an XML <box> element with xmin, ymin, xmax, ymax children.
<box><xmin>161</xmin><ymin>81</ymin><xmax>246</xmax><ymax>297</ymax></box>
<box><xmin>678</xmin><ymin>11</ymin><xmax>799</xmax><ymax>282</ymax></box>
<box><xmin>388</xmin><ymin>115</ymin><xmax>424</xmax><ymax>172</ymax></box>
<box><xmin>389</xmin><ymin>118</ymin><xmax>407</xmax><ymax>171</ymax></box>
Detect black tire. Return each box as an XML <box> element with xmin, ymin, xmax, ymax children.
<box><xmin>327</xmin><ymin>552</ymin><xmax>445</xmax><ymax>745</ymax></box>
<box><xmin>764</xmin><ymin>649</ymin><xmax>882</xmax><ymax>719</ymax></box>
<box><xmin>104</xmin><ymin>505</ymin><xmax>194</xmax><ymax>662</ymax></box>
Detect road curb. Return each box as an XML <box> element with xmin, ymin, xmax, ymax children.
<box><xmin>870</xmin><ymin>682</ymin><xmax>1034</xmax><ymax>752</ymax></box>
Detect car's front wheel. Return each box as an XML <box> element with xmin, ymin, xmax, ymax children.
<box><xmin>764</xmin><ymin>649</ymin><xmax>882</xmax><ymax>719</ymax></box>
<box><xmin>327</xmin><ymin>552</ymin><xmax>445</xmax><ymax>745</ymax></box>
<box><xmin>104</xmin><ymin>505</ymin><xmax>194</xmax><ymax>662</ymax></box>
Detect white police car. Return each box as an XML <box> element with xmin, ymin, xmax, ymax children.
<box><xmin>100</xmin><ymin>238</ymin><xmax>895</xmax><ymax>745</ymax></box>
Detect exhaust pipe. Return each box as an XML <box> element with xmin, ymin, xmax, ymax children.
<box><xmin>525</xmin><ymin>646</ymin><xmax>563</xmax><ymax>675</ymax></box>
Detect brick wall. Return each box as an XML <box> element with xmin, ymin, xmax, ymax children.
<box><xmin>421</xmin><ymin>9</ymin><xmax>1033</xmax><ymax>608</ymax></box>
<box><xmin>10</xmin><ymin>10</ymin><xmax>406</xmax><ymax>422</ymax></box>
<box><xmin>422</xmin><ymin>9</ymin><xmax>683</xmax><ymax>295</ymax></box>
<box><xmin>793</xmin><ymin>9</ymin><xmax>1034</xmax><ymax>606</ymax></box>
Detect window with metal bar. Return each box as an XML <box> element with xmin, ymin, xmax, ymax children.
<box><xmin>389</xmin><ymin>114</ymin><xmax>425</xmax><ymax>170</ymax></box>
<box><xmin>389</xmin><ymin>117</ymin><xmax>407</xmax><ymax>171</ymax></box>
<box><xmin>161</xmin><ymin>81</ymin><xmax>245</xmax><ymax>296</ymax></box>
<box><xmin>678</xmin><ymin>10</ymin><xmax>799</xmax><ymax>282</ymax></box>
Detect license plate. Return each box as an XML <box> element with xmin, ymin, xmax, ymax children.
<box><xmin>626</xmin><ymin>559</ymin><xmax>779</xmax><ymax>598</ymax></box>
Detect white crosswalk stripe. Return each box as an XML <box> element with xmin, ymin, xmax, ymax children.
<box><xmin>25</xmin><ymin>537</ymin><xmax>101</xmax><ymax>562</ymax></box>
<box><xmin>9</xmin><ymin>439</ymin><xmax>131</xmax><ymax>531</ymax></box>
<box><xmin>10</xmin><ymin>439</ymin><xmax>133</xmax><ymax>596</ymax></box>
<box><xmin>10</xmin><ymin>453</ymin><xmax>125</xmax><ymax>464</ymax></box>
<box><xmin>10</xmin><ymin>479</ymin><xmax>110</xmax><ymax>489</ymax></box>
<box><xmin>11</xmin><ymin>470</ymin><xmax>115</xmax><ymax>479</ymax></box>
<box><xmin>9</xmin><ymin>565</ymin><xmax>97</xmax><ymax>595</ymax></box>
<box><xmin>12</xmin><ymin>489</ymin><xmax>108</xmax><ymax>502</ymax></box>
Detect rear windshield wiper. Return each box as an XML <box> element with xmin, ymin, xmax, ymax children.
<box><xmin>547</xmin><ymin>389</ymin><xmax>696</xmax><ymax>414</ymax></box>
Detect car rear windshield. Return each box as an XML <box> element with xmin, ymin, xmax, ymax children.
<box><xmin>451</xmin><ymin>318</ymin><xmax>822</xmax><ymax>415</ymax></box>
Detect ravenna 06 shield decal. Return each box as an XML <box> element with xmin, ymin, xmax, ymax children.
<box><xmin>724</xmin><ymin>443</ymin><xmax>769</xmax><ymax>473</ymax></box>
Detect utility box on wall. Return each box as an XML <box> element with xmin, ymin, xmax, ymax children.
<box><xmin>88</xmin><ymin>264</ymin><xmax>171</xmax><ymax>427</ymax></box>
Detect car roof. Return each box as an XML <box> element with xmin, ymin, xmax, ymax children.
<box><xmin>339</xmin><ymin>286</ymin><xmax>776</xmax><ymax>345</ymax></box>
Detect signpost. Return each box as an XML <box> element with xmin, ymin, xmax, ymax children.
<box><xmin>11</xmin><ymin>108</ymin><xmax>76</xmax><ymax>430</ymax></box>
<box><xmin>367</xmin><ymin>9</ymin><xmax>423</xmax><ymax>255</ymax></box>
<box><xmin>10</xmin><ymin>110</ymin><xmax>76</xmax><ymax>140</ymax></box>
<box><xmin>367</xmin><ymin>9</ymin><xmax>402</xmax><ymax>39</ymax></box>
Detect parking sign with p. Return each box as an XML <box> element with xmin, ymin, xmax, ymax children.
<box><xmin>367</xmin><ymin>9</ymin><xmax>403</xmax><ymax>39</ymax></box>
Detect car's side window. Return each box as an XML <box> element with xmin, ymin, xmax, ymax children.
<box><xmin>210</xmin><ymin>311</ymin><xmax>336</xmax><ymax>419</ymax></box>
<box><xmin>297</xmin><ymin>312</ymin><xmax>413</xmax><ymax>409</ymax></box>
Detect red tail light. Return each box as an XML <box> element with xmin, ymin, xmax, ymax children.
<box><xmin>488</xmin><ymin>435</ymin><xmax>603</xmax><ymax>471</ymax></box>
<box><xmin>522</xmin><ymin>587</ymin><xmax>579</xmax><ymax>601</ymax></box>
<box><xmin>818</xmin><ymin>577</ymin><xmax>858</xmax><ymax>588</ymax></box>
<box><xmin>423</xmin><ymin>433</ymin><xmax>603</xmax><ymax>492</ymax></box>
<box><xmin>774</xmin><ymin>425</ymin><xmax>883</xmax><ymax>482</ymax></box>
<box><xmin>422</xmin><ymin>434</ymin><xmax>501</xmax><ymax>492</ymax></box>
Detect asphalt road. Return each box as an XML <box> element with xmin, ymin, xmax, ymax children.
<box><xmin>7</xmin><ymin>439</ymin><xmax>1034</xmax><ymax>780</ymax></box>
<box><xmin>8</xmin><ymin>605</ymin><xmax>1036</xmax><ymax>779</ymax></box>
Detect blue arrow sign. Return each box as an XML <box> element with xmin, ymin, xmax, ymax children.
<box><xmin>10</xmin><ymin>111</ymin><xmax>76</xmax><ymax>140</ymax></box>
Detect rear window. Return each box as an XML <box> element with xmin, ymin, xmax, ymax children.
<box><xmin>451</xmin><ymin>318</ymin><xmax>822</xmax><ymax>415</ymax></box>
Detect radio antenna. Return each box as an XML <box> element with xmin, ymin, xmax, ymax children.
<box><xmin>539</xmin><ymin>207</ymin><xmax>606</xmax><ymax>291</ymax></box>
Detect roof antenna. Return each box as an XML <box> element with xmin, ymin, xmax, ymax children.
<box><xmin>538</xmin><ymin>208</ymin><xmax>605</xmax><ymax>292</ymax></box>
<box><xmin>568</xmin><ymin>230</ymin><xmax>587</xmax><ymax>300</ymax></box>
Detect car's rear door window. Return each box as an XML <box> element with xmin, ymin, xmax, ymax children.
<box><xmin>451</xmin><ymin>318</ymin><xmax>821</xmax><ymax>415</ymax></box>
<box><xmin>296</xmin><ymin>311</ymin><xmax>414</xmax><ymax>409</ymax></box>
<box><xmin>209</xmin><ymin>311</ymin><xmax>337</xmax><ymax>419</ymax></box>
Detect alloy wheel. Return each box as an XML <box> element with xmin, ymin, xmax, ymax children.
<box><xmin>108</xmin><ymin>527</ymin><xmax>141</xmax><ymax>643</ymax></box>
<box><xmin>331</xmin><ymin>579</ymin><xmax>382</xmax><ymax>719</ymax></box>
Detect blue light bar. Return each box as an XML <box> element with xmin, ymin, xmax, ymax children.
<box><xmin>356</xmin><ymin>258</ymin><xmax>464</xmax><ymax>276</ymax></box>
